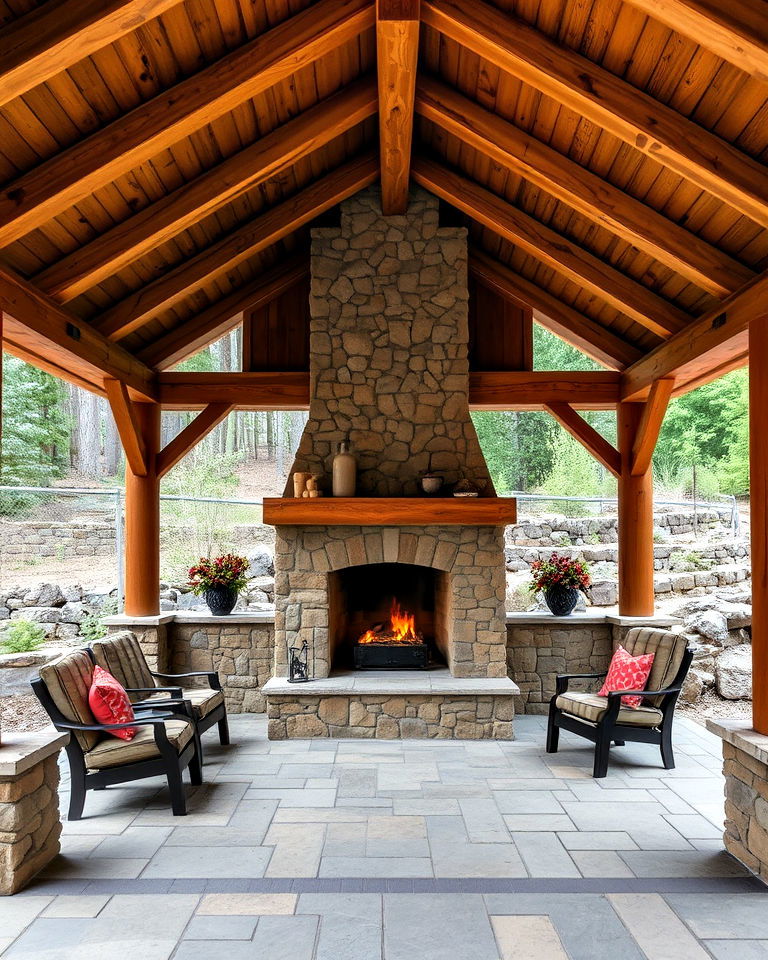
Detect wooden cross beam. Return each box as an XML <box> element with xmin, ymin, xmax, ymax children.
<box><xmin>104</xmin><ymin>379</ymin><xmax>148</xmax><ymax>477</ymax></box>
<box><xmin>543</xmin><ymin>402</ymin><xmax>621</xmax><ymax>477</ymax></box>
<box><xmin>421</xmin><ymin>0</ymin><xmax>768</xmax><ymax>226</ymax></box>
<box><xmin>413</xmin><ymin>157</ymin><xmax>691</xmax><ymax>338</ymax></box>
<box><xmin>0</xmin><ymin>0</ymin><xmax>375</xmax><ymax>246</ymax></box>
<box><xmin>156</xmin><ymin>404</ymin><xmax>234</xmax><ymax>478</ymax></box>
<box><xmin>631</xmin><ymin>379</ymin><xmax>675</xmax><ymax>476</ymax></box>
<box><xmin>376</xmin><ymin>0</ymin><xmax>420</xmax><ymax>214</ymax></box>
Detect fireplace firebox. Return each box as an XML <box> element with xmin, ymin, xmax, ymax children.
<box><xmin>329</xmin><ymin>563</ymin><xmax>448</xmax><ymax>670</ymax></box>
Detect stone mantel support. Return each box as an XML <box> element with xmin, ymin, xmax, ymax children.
<box><xmin>0</xmin><ymin>729</ymin><xmax>68</xmax><ymax>895</ymax></box>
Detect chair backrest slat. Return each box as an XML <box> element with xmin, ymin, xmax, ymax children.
<box><xmin>38</xmin><ymin>649</ymin><xmax>99</xmax><ymax>751</ymax></box>
<box><xmin>90</xmin><ymin>631</ymin><xmax>155</xmax><ymax>701</ymax></box>
<box><xmin>622</xmin><ymin>627</ymin><xmax>687</xmax><ymax>706</ymax></box>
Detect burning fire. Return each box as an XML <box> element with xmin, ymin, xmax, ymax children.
<box><xmin>357</xmin><ymin>599</ymin><xmax>422</xmax><ymax>645</ymax></box>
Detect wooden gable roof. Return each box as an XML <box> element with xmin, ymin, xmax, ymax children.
<box><xmin>0</xmin><ymin>0</ymin><xmax>766</xmax><ymax>404</ymax></box>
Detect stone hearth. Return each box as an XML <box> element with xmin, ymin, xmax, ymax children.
<box><xmin>267</xmin><ymin>187</ymin><xmax>517</xmax><ymax>739</ymax></box>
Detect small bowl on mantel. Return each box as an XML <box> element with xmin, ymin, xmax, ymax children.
<box><xmin>421</xmin><ymin>474</ymin><xmax>443</xmax><ymax>496</ymax></box>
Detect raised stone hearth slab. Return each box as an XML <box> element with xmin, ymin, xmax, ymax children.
<box><xmin>264</xmin><ymin>669</ymin><xmax>518</xmax><ymax>740</ymax></box>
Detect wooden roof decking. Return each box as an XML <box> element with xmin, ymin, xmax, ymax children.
<box><xmin>0</xmin><ymin>0</ymin><xmax>765</xmax><ymax>403</ymax></box>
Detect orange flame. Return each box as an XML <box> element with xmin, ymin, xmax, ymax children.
<box><xmin>357</xmin><ymin>598</ymin><xmax>422</xmax><ymax>645</ymax></box>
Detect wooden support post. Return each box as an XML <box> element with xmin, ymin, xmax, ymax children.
<box><xmin>123</xmin><ymin>402</ymin><xmax>160</xmax><ymax>617</ymax></box>
<box><xmin>618</xmin><ymin>401</ymin><xmax>655</xmax><ymax>617</ymax></box>
<box><xmin>751</xmin><ymin>317</ymin><xmax>768</xmax><ymax>733</ymax></box>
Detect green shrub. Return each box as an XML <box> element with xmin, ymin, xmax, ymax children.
<box><xmin>0</xmin><ymin>619</ymin><xmax>46</xmax><ymax>654</ymax></box>
<box><xmin>80</xmin><ymin>598</ymin><xmax>118</xmax><ymax>644</ymax></box>
<box><xmin>669</xmin><ymin>550</ymin><xmax>713</xmax><ymax>573</ymax></box>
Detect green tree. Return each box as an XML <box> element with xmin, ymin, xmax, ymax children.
<box><xmin>1</xmin><ymin>355</ymin><xmax>69</xmax><ymax>496</ymax></box>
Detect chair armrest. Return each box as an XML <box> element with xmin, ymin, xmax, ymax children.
<box><xmin>606</xmin><ymin>686</ymin><xmax>683</xmax><ymax>700</ymax></box>
<box><xmin>126</xmin><ymin>685</ymin><xmax>183</xmax><ymax>698</ymax></box>
<box><xmin>151</xmin><ymin>670</ymin><xmax>221</xmax><ymax>691</ymax></box>
<box><xmin>51</xmin><ymin>713</ymin><xmax>177</xmax><ymax>733</ymax></box>
<box><xmin>555</xmin><ymin>672</ymin><xmax>605</xmax><ymax>695</ymax></box>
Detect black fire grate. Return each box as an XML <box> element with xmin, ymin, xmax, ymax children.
<box><xmin>353</xmin><ymin>643</ymin><xmax>429</xmax><ymax>669</ymax></box>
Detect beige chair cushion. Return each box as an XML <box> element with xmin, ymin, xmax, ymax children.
<box><xmin>622</xmin><ymin>627</ymin><xmax>686</xmax><ymax>706</ymax></box>
<box><xmin>39</xmin><ymin>649</ymin><xmax>99</xmax><ymax>751</ymax></box>
<box><xmin>556</xmin><ymin>692</ymin><xmax>663</xmax><ymax>727</ymax></box>
<box><xmin>84</xmin><ymin>719</ymin><xmax>194</xmax><ymax>770</ymax></box>
<box><xmin>91</xmin><ymin>631</ymin><xmax>155</xmax><ymax>700</ymax></box>
<box><xmin>144</xmin><ymin>687</ymin><xmax>224</xmax><ymax>720</ymax></box>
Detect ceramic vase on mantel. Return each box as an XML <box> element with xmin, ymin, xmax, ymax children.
<box><xmin>332</xmin><ymin>441</ymin><xmax>356</xmax><ymax>497</ymax></box>
<box><xmin>544</xmin><ymin>585</ymin><xmax>580</xmax><ymax>617</ymax></box>
<box><xmin>204</xmin><ymin>585</ymin><xmax>239</xmax><ymax>616</ymax></box>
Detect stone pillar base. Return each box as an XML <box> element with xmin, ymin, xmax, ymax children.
<box><xmin>708</xmin><ymin>719</ymin><xmax>768</xmax><ymax>882</ymax></box>
<box><xmin>0</xmin><ymin>730</ymin><xmax>68</xmax><ymax>895</ymax></box>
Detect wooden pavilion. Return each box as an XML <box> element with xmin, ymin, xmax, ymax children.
<box><xmin>0</xmin><ymin>0</ymin><xmax>766</xmax><ymax>727</ymax></box>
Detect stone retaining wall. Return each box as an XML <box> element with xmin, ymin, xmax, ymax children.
<box><xmin>506</xmin><ymin>509</ymin><xmax>729</xmax><ymax>547</ymax></box>
<box><xmin>267</xmin><ymin>693</ymin><xmax>514</xmax><ymax>740</ymax></box>
<box><xmin>0</xmin><ymin>521</ymin><xmax>115</xmax><ymax>560</ymax></box>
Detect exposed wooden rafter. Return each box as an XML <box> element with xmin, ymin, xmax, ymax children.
<box><xmin>0</xmin><ymin>0</ymin><xmax>184</xmax><ymax>109</ymax></box>
<box><xmin>623</xmin><ymin>0</ymin><xmax>768</xmax><ymax>85</ymax></box>
<box><xmin>470</xmin><ymin>251</ymin><xmax>645</xmax><ymax>372</ymax></box>
<box><xmin>0</xmin><ymin>266</ymin><xmax>156</xmax><ymax>400</ymax></box>
<box><xmin>0</xmin><ymin>0</ymin><xmax>375</xmax><ymax>246</ymax></box>
<box><xmin>104</xmin><ymin>378</ymin><xmax>148</xmax><ymax>476</ymax></box>
<box><xmin>156</xmin><ymin>404</ymin><xmax>234</xmax><ymax>477</ymax></box>
<box><xmin>417</xmin><ymin>77</ymin><xmax>754</xmax><ymax>298</ymax></box>
<box><xmin>34</xmin><ymin>80</ymin><xmax>377</xmax><ymax>302</ymax></box>
<box><xmin>631</xmin><ymin>378</ymin><xmax>675</xmax><ymax>476</ymax></box>
<box><xmin>544</xmin><ymin>401</ymin><xmax>622</xmax><ymax>477</ymax></box>
<box><xmin>413</xmin><ymin>157</ymin><xmax>692</xmax><ymax>338</ymax></box>
<box><xmin>621</xmin><ymin>270</ymin><xmax>768</xmax><ymax>400</ymax></box>
<box><xmin>139</xmin><ymin>256</ymin><xmax>309</xmax><ymax>371</ymax></box>
<box><xmin>421</xmin><ymin>0</ymin><xmax>768</xmax><ymax>226</ymax></box>
<box><xmin>376</xmin><ymin>0</ymin><xmax>420</xmax><ymax>214</ymax></box>
<box><xmin>97</xmin><ymin>153</ymin><xmax>378</xmax><ymax>341</ymax></box>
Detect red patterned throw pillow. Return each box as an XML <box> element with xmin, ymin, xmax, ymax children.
<box><xmin>88</xmin><ymin>665</ymin><xmax>137</xmax><ymax>740</ymax></box>
<box><xmin>598</xmin><ymin>645</ymin><xmax>655</xmax><ymax>709</ymax></box>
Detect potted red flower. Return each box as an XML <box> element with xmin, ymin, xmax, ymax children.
<box><xmin>189</xmin><ymin>554</ymin><xmax>250</xmax><ymax>616</ymax></box>
<box><xmin>529</xmin><ymin>552</ymin><xmax>591</xmax><ymax>616</ymax></box>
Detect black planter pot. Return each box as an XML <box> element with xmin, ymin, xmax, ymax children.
<box><xmin>544</xmin><ymin>585</ymin><xmax>580</xmax><ymax>616</ymax></box>
<box><xmin>204</xmin><ymin>586</ymin><xmax>238</xmax><ymax>616</ymax></box>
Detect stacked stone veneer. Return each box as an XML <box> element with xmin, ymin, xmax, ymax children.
<box><xmin>267</xmin><ymin>694</ymin><xmax>514</xmax><ymax>740</ymax></box>
<box><xmin>719</xmin><ymin>737</ymin><xmax>768</xmax><ymax>881</ymax></box>
<box><xmin>274</xmin><ymin>525</ymin><xmax>508</xmax><ymax>680</ymax></box>
<box><xmin>286</xmin><ymin>187</ymin><xmax>492</xmax><ymax>496</ymax></box>
<box><xmin>0</xmin><ymin>734</ymin><xmax>65</xmax><ymax>895</ymax></box>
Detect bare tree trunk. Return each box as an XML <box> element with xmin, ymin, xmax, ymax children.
<box><xmin>266</xmin><ymin>411</ymin><xmax>275</xmax><ymax>460</ymax></box>
<box><xmin>103</xmin><ymin>399</ymin><xmax>121</xmax><ymax>476</ymax></box>
<box><xmin>73</xmin><ymin>388</ymin><xmax>101</xmax><ymax>477</ymax></box>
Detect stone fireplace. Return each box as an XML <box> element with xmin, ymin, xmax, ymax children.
<box><xmin>263</xmin><ymin>187</ymin><xmax>518</xmax><ymax>738</ymax></box>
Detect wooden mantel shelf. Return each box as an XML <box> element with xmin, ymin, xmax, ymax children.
<box><xmin>262</xmin><ymin>497</ymin><xmax>517</xmax><ymax>526</ymax></box>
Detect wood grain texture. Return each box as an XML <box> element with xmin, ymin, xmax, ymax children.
<box><xmin>0</xmin><ymin>0</ymin><xmax>375</xmax><ymax>246</ymax></box>
<box><xmin>97</xmin><ymin>153</ymin><xmax>377</xmax><ymax>340</ymax></box>
<box><xmin>376</xmin><ymin>0</ymin><xmax>419</xmax><ymax>214</ymax></box>
<box><xmin>417</xmin><ymin>77</ymin><xmax>754</xmax><ymax>298</ymax></box>
<box><xmin>623</xmin><ymin>0</ymin><xmax>768</xmax><ymax>84</ymax></box>
<box><xmin>621</xmin><ymin>271</ymin><xmax>768</xmax><ymax>400</ymax></box>
<box><xmin>414</xmin><ymin>157</ymin><xmax>691</xmax><ymax>337</ymax></box>
<box><xmin>33</xmin><ymin>79</ymin><xmax>376</xmax><ymax>302</ymax></box>
<box><xmin>123</xmin><ymin>401</ymin><xmax>160</xmax><ymax>616</ymax></box>
<box><xmin>470</xmin><ymin>251</ymin><xmax>644</xmax><ymax>371</ymax></box>
<box><xmin>139</xmin><ymin>256</ymin><xmax>309</xmax><ymax>371</ymax></box>
<box><xmin>156</xmin><ymin>403</ymin><xmax>233</xmax><ymax>477</ymax></box>
<box><xmin>631</xmin><ymin>378</ymin><xmax>675</xmax><ymax>476</ymax></box>
<box><xmin>0</xmin><ymin>265</ymin><xmax>156</xmax><ymax>399</ymax></box>
<box><xmin>469</xmin><ymin>371</ymin><xmax>621</xmax><ymax>409</ymax></box>
<box><xmin>421</xmin><ymin>0</ymin><xmax>768</xmax><ymax>226</ymax></box>
<box><xmin>618</xmin><ymin>401</ymin><xmax>655</xmax><ymax>616</ymax></box>
<box><xmin>104</xmin><ymin>378</ymin><xmax>148</xmax><ymax>476</ymax></box>
<box><xmin>158</xmin><ymin>371</ymin><xmax>311</xmax><ymax>409</ymax></box>
<box><xmin>544</xmin><ymin>401</ymin><xmax>621</xmax><ymax>477</ymax></box>
<box><xmin>0</xmin><ymin>0</ymin><xmax>184</xmax><ymax>108</ymax></box>
<box><xmin>262</xmin><ymin>496</ymin><xmax>518</xmax><ymax>526</ymax></box>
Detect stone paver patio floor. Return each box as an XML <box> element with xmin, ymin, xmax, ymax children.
<box><xmin>4</xmin><ymin>715</ymin><xmax>768</xmax><ymax>958</ymax></box>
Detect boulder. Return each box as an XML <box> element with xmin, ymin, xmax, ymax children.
<box><xmin>247</xmin><ymin>547</ymin><xmax>274</xmax><ymax>577</ymax></box>
<box><xmin>685</xmin><ymin>609</ymin><xmax>730</xmax><ymax>645</ymax></box>
<box><xmin>589</xmin><ymin>580</ymin><xmax>617</xmax><ymax>606</ymax></box>
<box><xmin>715</xmin><ymin>644</ymin><xmax>752</xmax><ymax>700</ymax></box>
<box><xmin>59</xmin><ymin>601</ymin><xmax>87</xmax><ymax>624</ymax></box>
<box><xmin>11</xmin><ymin>606</ymin><xmax>61</xmax><ymax>623</ymax></box>
<box><xmin>61</xmin><ymin>584</ymin><xmax>83</xmax><ymax>602</ymax></box>
<box><xmin>681</xmin><ymin>671</ymin><xmax>703</xmax><ymax>703</ymax></box>
<box><xmin>22</xmin><ymin>582</ymin><xmax>64</xmax><ymax>607</ymax></box>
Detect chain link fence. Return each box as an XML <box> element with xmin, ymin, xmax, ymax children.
<box><xmin>0</xmin><ymin>485</ymin><xmax>740</xmax><ymax>611</ymax></box>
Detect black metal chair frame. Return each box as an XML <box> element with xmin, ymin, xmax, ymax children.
<box><xmin>86</xmin><ymin>648</ymin><xmax>230</xmax><ymax>750</ymax></box>
<box><xmin>31</xmin><ymin>676</ymin><xmax>202</xmax><ymax>820</ymax></box>
<box><xmin>546</xmin><ymin>646</ymin><xmax>694</xmax><ymax>778</ymax></box>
